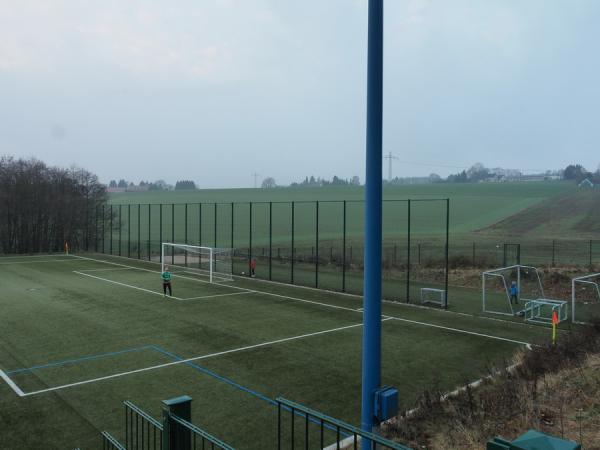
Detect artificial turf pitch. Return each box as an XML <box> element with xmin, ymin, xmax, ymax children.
<box><xmin>0</xmin><ymin>253</ymin><xmax>551</xmax><ymax>449</ymax></box>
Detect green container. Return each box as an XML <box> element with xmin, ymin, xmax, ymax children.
<box><xmin>488</xmin><ymin>430</ymin><xmax>580</xmax><ymax>450</ymax></box>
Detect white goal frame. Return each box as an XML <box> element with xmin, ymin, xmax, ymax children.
<box><xmin>572</xmin><ymin>273</ymin><xmax>600</xmax><ymax>324</ymax></box>
<box><xmin>420</xmin><ymin>288</ymin><xmax>447</xmax><ymax>308</ymax></box>
<box><xmin>161</xmin><ymin>243</ymin><xmax>233</xmax><ymax>283</ymax></box>
<box><xmin>482</xmin><ymin>265</ymin><xmax>545</xmax><ymax>316</ymax></box>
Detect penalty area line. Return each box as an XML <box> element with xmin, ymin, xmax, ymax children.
<box><xmin>72</xmin><ymin>271</ymin><xmax>184</xmax><ymax>301</ymax></box>
<box><xmin>0</xmin><ymin>370</ymin><xmax>25</xmax><ymax>397</ymax></box>
<box><xmin>20</xmin><ymin>319</ymin><xmax>391</xmax><ymax>397</ymax></box>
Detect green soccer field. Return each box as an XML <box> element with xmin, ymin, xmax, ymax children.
<box><xmin>0</xmin><ymin>253</ymin><xmax>554</xmax><ymax>449</ymax></box>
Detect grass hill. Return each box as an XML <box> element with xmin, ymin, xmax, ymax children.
<box><xmin>109</xmin><ymin>182</ymin><xmax>574</xmax><ymax>238</ymax></box>
<box><xmin>482</xmin><ymin>189</ymin><xmax>600</xmax><ymax>239</ymax></box>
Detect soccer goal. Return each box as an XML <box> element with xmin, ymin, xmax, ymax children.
<box><xmin>420</xmin><ymin>288</ymin><xmax>447</xmax><ymax>308</ymax></box>
<box><xmin>482</xmin><ymin>265</ymin><xmax>545</xmax><ymax>316</ymax></box>
<box><xmin>161</xmin><ymin>243</ymin><xmax>233</xmax><ymax>283</ymax></box>
<box><xmin>572</xmin><ymin>273</ymin><xmax>600</xmax><ymax>324</ymax></box>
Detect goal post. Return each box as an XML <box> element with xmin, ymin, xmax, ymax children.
<box><xmin>572</xmin><ymin>273</ymin><xmax>600</xmax><ymax>324</ymax></box>
<box><xmin>161</xmin><ymin>243</ymin><xmax>233</xmax><ymax>283</ymax></box>
<box><xmin>420</xmin><ymin>288</ymin><xmax>447</xmax><ymax>308</ymax></box>
<box><xmin>482</xmin><ymin>265</ymin><xmax>545</xmax><ymax>316</ymax></box>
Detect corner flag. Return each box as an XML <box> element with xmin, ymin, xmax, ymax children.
<box><xmin>552</xmin><ymin>310</ymin><xmax>559</xmax><ymax>345</ymax></box>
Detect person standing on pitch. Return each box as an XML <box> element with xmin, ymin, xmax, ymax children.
<box><xmin>510</xmin><ymin>281</ymin><xmax>519</xmax><ymax>305</ymax></box>
<box><xmin>162</xmin><ymin>265</ymin><xmax>173</xmax><ymax>297</ymax></box>
<box><xmin>250</xmin><ymin>258</ymin><xmax>257</xmax><ymax>277</ymax></box>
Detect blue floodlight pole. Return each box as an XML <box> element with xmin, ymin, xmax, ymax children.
<box><xmin>361</xmin><ymin>0</ymin><xmax>384</xmax><ymax>448</ymax></box>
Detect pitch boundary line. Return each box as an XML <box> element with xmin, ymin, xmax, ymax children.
<box><xmin>16</xmin><ymin>320</ymin><xmax>387</xmax><ymax>397</ymax></box>
<box><xmin>72</xmin><ymin>255</ymin><xmax>535</xmax><ymax>346</ymax></box>
<box><xmin>0</xmin><ymin>259</ymin><xmax>81</xmax><ymax>265</ymax></box>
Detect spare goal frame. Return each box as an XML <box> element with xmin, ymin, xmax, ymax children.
<box><xmin>482</xmin><ymin>265</ymin><xmax>545</xmax><ymax>316</ymax></box>
<box><xmin>420</xmin><ymin>288</ymin><xmax>447</xmax><ymax>308</ymax></box>
<box><xmin>572</xmin><ymin>273</ymin><xmax>600</xmax><ymax>324</ymax></box>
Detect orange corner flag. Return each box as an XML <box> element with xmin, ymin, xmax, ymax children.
<box><xmin>552</xmin><ymin>310</ymin><xmax>559</xmax><ymax>325</ymax></box>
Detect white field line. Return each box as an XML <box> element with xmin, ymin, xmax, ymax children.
<box><xmin>73</xmin><ymin>269</ymin><xmax>253</xmax><ymax>302</ymax></box>
<box><xmin>0</xmin><ymin>259</ymin><xmax>80</xmax><ymax>265</ymax></box>
<box><xmin>73</xmin><ymin>271</ymin><xmax>184</xmax><ymax>301</ymax></box>
<box><xmin>181</xmin><ymin>292</ymin><xmax>249</xmax><ymax>301</ymax></box>
<box><xmin>384</xmin><ymin>316</ymin><xmax>532</xmax><ymax>347</ymax></box>
<box><xmin>0</xmin><ymin>370</ymin><xmax>25</xmax><ymax>397</ymax></box>
<box><xmin>20</xmin><ymin>320</ymin><xmax>391</xmax><ymax>397</ymax></box>
<box><xmin>78</xmin><ymin>267</ymin><xmax>137</xmax><ymax>273</ymax></box>
<box><xmin>0</xmin><ymin>254</ymin><xmax>71</xmax><ymax>259</ymax></box>
<box><xmin>72</xmin><ymin>255</ymin><xmax>534</xmax><ymax>346</ymax></box>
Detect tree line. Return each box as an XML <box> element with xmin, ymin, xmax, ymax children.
<box><xmin>0</xmin><ymin>157</ymin><xmax>108</xmax><ymax>254</ymax></box>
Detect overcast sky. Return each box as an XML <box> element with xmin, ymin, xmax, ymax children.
<box><xmin>1</xmin><ymin>0</ymin><xmax>599</xmax><ymax>187</ymax></box>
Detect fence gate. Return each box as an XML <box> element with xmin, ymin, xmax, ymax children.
<box><xmin>503</xmin><ymin>243</ymin><xmax>521</xmax><ymax>267</ymax></box>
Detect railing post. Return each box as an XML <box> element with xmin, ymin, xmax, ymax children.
<box><xmin>162</xmin><ymin>396</ymin><xmax>192</xmax><ymax>450</ymax></box>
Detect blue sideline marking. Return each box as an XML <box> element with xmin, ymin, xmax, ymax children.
<box><xmin>7</xmin><ymin>344</ymin><xmax>350</xmax><ymax>440</ymax></box>
<box><xmin>150</xmin><ymin>345</ymin><xmax>348</xmax><ymax>438</ymax></box>
<box><xmin>150</xmin><ymin>345</ymin><xmax>277</xmax><ymax>406</ymax></box>
<box><xmin>6</xmin><ymin>346</ymin><xmax>154</xmax><ymax>375</ymax></box>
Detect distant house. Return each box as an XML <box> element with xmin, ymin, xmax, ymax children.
<box><xmin>578</xmin><ymin>178</ymin><xmax>594</xmax><ymax>188</ymax></box>
<box><xmin>106</xmin><ymin>187</ymin><xmax>126</xmax><ymax>193</ymax></box>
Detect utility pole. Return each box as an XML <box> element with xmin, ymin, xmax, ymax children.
<box><xmin>383</xmin><ymin>151</ymin><xmax>398</xmax><ymax>181</ymax></box>
<box><xmin>253</xmin><ymin>173</ymin><xmax>260</xmax><ymax>189</ymax></box>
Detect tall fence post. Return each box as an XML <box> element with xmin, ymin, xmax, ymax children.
<box><xmin>118</xmin><ymin>205</ymin><xmax>122</xmax><ymax>256</ymax></box>
<box><xmin>198</xmin><ymin>203</ymin><xmax>202</xmax><ymax>247</ymax></box>
<box><xmin>110</xmin><ymin>204</ymin><xmax>113</xmax><ymax>255</ymax></box>
<box><xmin>445</xmin><ymin>198</ymin><xmax>450</xmax><ymax>309</ymax></box>
<box><xmin>249</xmin><ymin>202</ymin><xmax>253</xmax><ymax>274</ymax></box>
<box><xmin>137</xmin><ymin>204</ymin><xmax>141</xmax><ymax>259</ymax></box>
<box><xmin>102</xmin><ymin>204</ymin><xmax>105</xmax><ymax>254</ymax></box>
<box><xmin>342</xmin><ymin>200</ymin><xmax>347</xmax><ymax>292</ymax></box>
<box><xmin>269</xmin><ymin>202</ymin><xmax>273</xmax><ymax>281</ymax></box>
<box><xmin>406</xmin><ymin>200</ymin><xmax>411</xmax><ymax>303</ymax></box>
<box><xmin>159</xmin><ymin>204</ymin><xmax>163</xmax><ymax>262</ymax></box>
<box><xmin>291</xmin><ymin>202</ymin><xmax>295</xmax><ymax>284</ymax></box>
<box><xmin>552</xmin><ymin>239</ymin><xmax>556</xmax><ymax>267</ymax></box>
<box><xmin>472</xmin><ymin>242</ymin><xmax>476</xmax><ymax>266</ymax></box>
<box><xmin>147</xmin><ymin>204</ymin><xmax>151</xmax><ymax>260</ymax></box>
<box><xmin>127</xmin><ymin>204</ymin><xmax>131</xmax><ymax>258</ymax></box>
<box><xmin>315</xmin><ymin>201</ymin><xmax>319</xmax><ymax>288</ymax></box>
<box><xmin>95</xmin><ymin>205</ymin><xmax>99</xmax><ymax>253</ymax></box>
<box><xmin>171</xmin><ymin>203</ymin><xmax>175</xmax><ymax>264</ymax></box>
<box><xmin>230</xmin><ymin>202</ymin><xmax>234</xmax><ymax>249</ymax></box>
<box><xmin>214</xmin><ymin>203</ymin><xmax>218</xmax><ymax>248</ymax></box>
<box><xmin>184</xmin><ymin>204</ymin><xmax>188</xmax><ymax>245</ymax></box>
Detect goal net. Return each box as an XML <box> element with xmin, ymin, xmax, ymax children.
<box><xmin>482</xmin><ymin>265</ymin><xmax>545</xmax><ymax>316</ymax></box>
<box><xmin>420</xmin><ymin>288</ymin><xmax>447</xmax><ymax>308</ymax></box>
<box><xmin>161</xmin><ymin>243</ymin><xmax>233</xmax><ymax>283</ymax></box>
<box><xmin>572</xmin><ymin>273</ymin><xmax>600</xmax><ymax>324</ymax></box>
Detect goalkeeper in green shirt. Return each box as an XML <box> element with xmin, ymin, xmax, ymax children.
<box><xmin>161</xmin><ymin>266</ymin><xmax>173</xmax><ymax>297</ymax></box>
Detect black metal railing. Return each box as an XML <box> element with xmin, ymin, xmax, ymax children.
<box><xmin>276</xmin><ymin>398</ymin><xmax>411</xmax><ymax>450</ymax></box>
<box><xmin>102</xmin><ymin>431</ymin><xmax>127</xmax><ymax>450</ymax></box>
<box><xmin>125</xmin><ymin>400</ymin><xmax>163</xmax><ymax>450</ymax></box>
<box><xmin>169</xmin><ymin>414</ymin><xmax>236</xmax><ymax>450</ymax></box>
